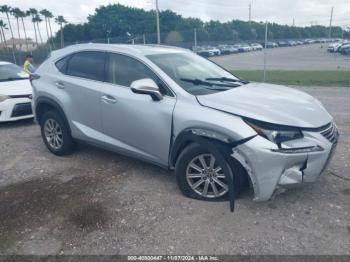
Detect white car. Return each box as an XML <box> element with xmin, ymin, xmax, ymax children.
<box><xmin>0</xmin><ymin>61</ymin><xmax>33</xmax><ymax>122</ymax></box>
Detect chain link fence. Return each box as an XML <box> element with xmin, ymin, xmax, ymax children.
<box><xmin>1</xmin><ymin>28</ymin><xmax>349</xmax><ymax>86</ymax></box>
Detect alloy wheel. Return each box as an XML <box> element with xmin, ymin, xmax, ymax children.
<box><xmin>186</xmin><ymin>154</ymin><xmax>228</xmax><ymax>198</ymax></box>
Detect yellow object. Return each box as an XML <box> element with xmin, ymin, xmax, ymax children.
<box><xmin>23</xmin><ymin>60</ymin><xmax>32</xmax><ymax>73</ymax></box>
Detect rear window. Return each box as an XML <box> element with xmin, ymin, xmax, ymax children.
<box><xmin>66</xmin><ymin>51</ymin><xmax>105</xmax><ymax>81</ymax></box>
<box><xmin>55</xmin><ymin>55</ymin><xmax>70</xmax><ymax>74</ymax></box>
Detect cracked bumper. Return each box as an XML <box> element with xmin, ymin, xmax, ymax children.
<box><xmin>231</xmin><ymin>129</ymin><xmax>338</xmax><ymax>201</ymax></box>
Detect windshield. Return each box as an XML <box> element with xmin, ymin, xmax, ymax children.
<box><xmin>0</xmin><ymin>63</ymin><xmax>29</xmax><ymax>82</ymax></box>
<box><xmin>147</xmin><ymin>52</ymin><xmax>242</xmax><ymax>95</ymax></box>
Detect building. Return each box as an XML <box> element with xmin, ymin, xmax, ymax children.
<box><xmin>0</xmin><ymin>38</ymin><xmax>36</xmax><ymax>52</ymax></box>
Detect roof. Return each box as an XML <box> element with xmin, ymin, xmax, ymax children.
<box><xmin>54</xmin><ymin>43</ymin><xmax>189</xmax><ymax>57</ymax></box>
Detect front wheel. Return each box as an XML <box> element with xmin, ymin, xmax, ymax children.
<box><xmin>175</xmin><ymin>143</ymin><xmax>246</xmax><ymax>201</ymax></box>
<box><xmin>40</xmin><ymin>110</ymin><xmax>75</xmax><ymax>156</ymax></box>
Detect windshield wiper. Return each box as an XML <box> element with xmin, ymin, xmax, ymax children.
<box><xmin>180</xmin><ymin>78</ymin><xmax>240</xmax><ymax>89</ymax></box>
<box><xmin>205</xmin><ymin>77</ymin><xmax>249</xmax><ymax>84</ymax></box>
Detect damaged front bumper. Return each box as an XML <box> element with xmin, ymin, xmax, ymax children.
<box><xmin>231</xmin><ymin>123</ymin><xmax>339</xmax><ymax>202</ymax></box>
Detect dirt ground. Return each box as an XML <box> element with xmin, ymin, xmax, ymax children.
<box><xmin>0</xmin><ymin>86</ymin><xmax>349</xmax><ymax>255</ymax></box>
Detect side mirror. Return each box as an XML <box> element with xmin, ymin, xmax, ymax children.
<box><xmin>130</xmin><ymin>78</ymin><xmax>163</xmax><ymax>101</ymax></box>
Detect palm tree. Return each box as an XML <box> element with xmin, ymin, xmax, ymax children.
<box><xmin>46</xmin><ymin>10</ymin><xmax>55</xmax><ymax>49</ymax></box>
<box><xmin>40</xmin><ymin>9</ymin><xmax>52</xmax><ymax>50</ymax></box>
<box><xmin>27</xmin><ymin>9</ymin><xmax>38</xmax><ymax>47</ymax></box>
<box><xmin>11</xmin><ymin>8</ymin><xmax>22</xmax><ymax>49</ymax></box>
<box><xmin>0</xmin><ymin>19</ymin><xmax>8</xmax><ymax>51</ymax></box>
<box><xmin>0</xmin><ymin>5</ymin><xmax>16</xmax><ymax>52</ymax></box>
<box><xmin>19</xmin><ymin>10</ymin><xmax>29</xmax><ymax>51</ymax></box>
<box><xmin>34</xmin><ymin>15</ymin><xmax>43</xmax><ymax>44</ymax></box>
<box><xmin>0</xmin><ymin>19</ymin><xmax>16</xmax><ymax>63</ymax></box>
<box><xmin>55</xmin><ymin>16</ymin><xmax>67</xmax><ymax>48</ymax></box>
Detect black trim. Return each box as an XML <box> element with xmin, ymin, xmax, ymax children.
<box><xmin>11</xmin><ymin>103</ymin><xmax>32</xmax><ymax>117</ymax></box>
<box><xmin>35</xmin><ymin>97</ymin><xmax>71</xmax><ymax>134</ymax></box>
<box><xmin>9</xmin><ymin>94</ymin><xmax>32</xmax><ymax>99</ymax></box>
<box><xmin>169</xmin><ymin>129</ymin><xmax>255</xmax><ymax>167</ymax></box>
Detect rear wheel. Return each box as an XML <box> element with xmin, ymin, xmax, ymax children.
<box><xmin>40</xmin><ymin>110</ymin><xmax>75</xmax><ymax>156</ymax></box>
<box><xmin>175</xmin><ymin>143</ymin><xmax>246</xmax><ymax>201</ymax></box>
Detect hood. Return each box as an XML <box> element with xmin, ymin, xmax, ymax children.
<box><xmin>197</xmin><ymin>82</ymin><xmax>332</xmax><ymax>128</ymax></box>
<box><xmin>0</xmin><ymin>79</ymin><xmax>32</xmax><ymax>96</ymax></box>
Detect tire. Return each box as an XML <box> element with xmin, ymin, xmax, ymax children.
<box><xmin>40</xmin><ymin>110</ymin><xmax>75</xmax><ymax>156</ymax></box>
<box><xmin>175</xmin><ymin>142</ymin><xmax>247</xmax><ymax>201</ymax></box>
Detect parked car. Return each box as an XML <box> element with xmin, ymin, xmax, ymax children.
<box><xmin>237</xmin><ymin>44</ymin><xmax>252</xmax><ymax>52</ymax></box>
<box><xmin>327</xmin><ymin>43</ymin><xmax>342</xmax><ymax>53</ymax></box>
<box><xmin>340</xmin><ymin>44</ymin><xmax>350</xmax><ymax>55</ymax></box>
<box><xmin>264</xmin><ymin>42</ymin><xmax>278</xmax><ymax>48</ymax></box>
<box><xmin>0</xmin><ymin>61</ymin><xmax>33</xmax><ymax>122</ymax></box>
<box><xmin>277</xmin><ymin>41</ymin><xmax>288</xmax><ymax>47</ymax></box>
<box><xmin>250</xmin><ymin>43</ymin><xmax>263</xmax><ymax>51</ymax></box>
<box><xmin>218</xmin><ymin>45</ymin><xmax>238</xmax><ymax>55</ymax></box>
<box><xmin>31</xmin><ymin>44</ymin><xmax>338</xmax><ymax>209</ymax></box>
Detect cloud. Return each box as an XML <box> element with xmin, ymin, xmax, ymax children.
<box><xmin>1</xmin><ymin>0</ymin><xmax>350</xmax><ymax>41</ymax></box>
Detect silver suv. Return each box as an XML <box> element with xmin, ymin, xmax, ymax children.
<box><xmin>31</xmin><ymin>44</ymin><xmax>338</xmax><ymax>210</ymax></box>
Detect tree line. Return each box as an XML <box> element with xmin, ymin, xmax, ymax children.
<box><xmin>60</xmin><ymin>4</ymin><xmax>344</xmax><ymax>45</ymax></box>
<box><xmin>0</xmin><ymin>3</ymin><xmax>346</xmax><ymax>51</ymax></box>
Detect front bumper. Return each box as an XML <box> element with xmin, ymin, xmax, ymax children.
<box><xmin>231</xmin><ymin>123</ymin><xmax>338</xmax><ymax>201</ymax></box>
<box><xmin>0</xmin><ymin>97</ymin><xmax>34</xmax><ymax>122</ymax></box>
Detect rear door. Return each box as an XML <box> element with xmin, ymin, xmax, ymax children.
<box><xmin>100</xmin><ymin>52</ymin><xmax>176</xmax><ymax>166</ymax></box>
<box><xmin>57</xmin><ymin>51</ymin><xmax>106</xmax><ymax>144</ymax></box>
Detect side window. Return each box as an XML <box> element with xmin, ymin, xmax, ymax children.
<box><xmin>55</xmin><ymin>55</ymin><xmax>70</xmax><ymax>74</ymax></box>
<box><xmin>66</xmin><ymin>51</ymin><xmax>105</xmax><ymax>81</ymax></box>
<box><xmin>106</xmin><ymin>53</ymin><xmax>172</xmax><ymax>96</ymax></box>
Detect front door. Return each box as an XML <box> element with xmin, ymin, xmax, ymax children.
<box><xmin>101</xmin><ymin>53</ymin><xmax>176</xmax><ymax>166</ymax></box>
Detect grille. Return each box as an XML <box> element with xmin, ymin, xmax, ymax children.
<box><xmin>320</xmin><ymin>122</ymin><xmax>338</xmax><ymax>144</ymax></box>
<box><xmin>11</xmin><ymin>103</ymin><xmax>33</xmax><ymax>117</ymax></box>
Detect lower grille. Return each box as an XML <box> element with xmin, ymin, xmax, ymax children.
<box><xmin>320</xmin><ymin>122</ymin><xmax>338</xmax><ymax>144</ymax></box>
<box><xmin>11</xmin><ymin>103</ymin><xmax>33</xmax><ymax>117</ymax></box>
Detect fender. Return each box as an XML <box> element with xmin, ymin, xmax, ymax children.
<box><xmin>169</xmin><ymin>128</ymin><xmax>256</xmax><ymax>167</ymax></box>
<box><xmin>35</xmin><ymin>96</ymin><xmax>71</xmax><ymax>133</ymax></box>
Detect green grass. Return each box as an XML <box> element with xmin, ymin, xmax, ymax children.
<box><xmin>233</xmin><ymin>70</ymin><xmax>350</xmax><ymax>87</ymax></box>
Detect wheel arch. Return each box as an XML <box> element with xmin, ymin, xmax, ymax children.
<box><xmin>169</xmin><ymin>128</ymin><xmax>256</xmax><ymax>167</ymax></box>
<box><xmin>35</xmin><ymin>97</ymin><xmax>71</xmax><ymax>133</ymax></box>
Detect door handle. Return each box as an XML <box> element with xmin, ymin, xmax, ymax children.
<box><xmin>55</xmin><ymin>81</ymin><xmax>65</xmax><ymax>89</ymax></box>
<box><xmin>101</xmin><ymin>95</ymin><xmax>117</xmax><ymax>104</ymax></box>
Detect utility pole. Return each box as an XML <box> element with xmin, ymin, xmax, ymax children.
<box><xmin>194</xmin><ymin>28</ymin><xmax>197</xmax><ymax>49</ymax></box>
<box><xmin>293</xmin><ymin>18</ymin><xmax>295</xmax><ymax>27</ymax></box>
<box><xmin>249</xmin><ymin>2</ymin><xmax>251</xmax><ymax>23</ymax></box>
<box><xmin>156</xmin><ymin>0</ymin><xmax>160</xmax><ymax>44</ymax></box>
<box><xmin>329</xmin><ymin>6</ymin><xmax>334</xmax><ymax>39</ymax></box>
<box><xmin>263</xmin><ymin>21</ymin><xmax>268</xmax><ymax>82</ymax></box>
<box><xmin>143</xmin><ymin>34</ymin><xmax>146</xmax><ymax>45</ymax></box>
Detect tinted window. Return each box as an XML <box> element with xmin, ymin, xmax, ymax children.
<box><xmin>55</xmin><ymin>55</ymin><xmax>70</xmax><ymax>74</ymax></box>
<box><xmin>107</xmin><ymin>53</ymin><xmax>171</xmax><ymax>96</ymax></box>
<box><xmin>67</xmin><ymin>51</ymin><xmax>105</xmax><ymax>81</ymax></box>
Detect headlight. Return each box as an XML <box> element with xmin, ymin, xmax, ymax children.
<box><xmin>245</xmin><ymin>119</ymin><xmax>303</xmax><ymax>145</ymax></box>
<box><xmin>0</xmin><ymin>95</ymin><xmax>9</xmax><ymax>102</ymax></box>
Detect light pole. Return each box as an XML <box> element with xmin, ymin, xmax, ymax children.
<box><xmin>156</xmin><ymin>0</ymin><xmax>160</xmax><ymax>44</ymax></box>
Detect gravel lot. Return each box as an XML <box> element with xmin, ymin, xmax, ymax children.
<box><xmin>211</xmin><ymin>44</ymin><xmax>350</xmax><ymax>71</ymax></box>
<box><xmin>0</xmin><ymin>86</ymin><xmax>349</xmax><ymax>255</ymax></box>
